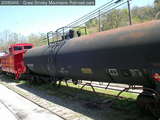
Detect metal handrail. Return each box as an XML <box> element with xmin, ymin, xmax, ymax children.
<box><xmin>45</xmin><ymin>0</ymin><xmax>132</xmax><ymax>45</ymax></box>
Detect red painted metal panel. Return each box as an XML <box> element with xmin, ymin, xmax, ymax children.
<box><xmin>0</xmin><ymin>43</ymin><xmax>33</xmax><ymax>79</ymax></box>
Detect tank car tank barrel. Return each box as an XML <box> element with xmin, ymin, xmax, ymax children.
<box><xmin>24</xmin><ymin>20</ymin><xmax>160</xmax><ymax>85</ymax></box>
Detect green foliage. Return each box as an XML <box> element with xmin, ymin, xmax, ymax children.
<box><xmin>102</xmin><ymin>9</ymin><xmax>129</xmax><ymax>30</ymax></box>
<box><xmin>73</xmin><ymin>27</ymin><xmax>88</xmax><ymax>36</ymax></box>
<box><xmin>132</xmin><ymin>6</ymin><xmax>155</xmax><ymax>23</ymax></box>
<box><xmin>27</xmin><ymin>33</ymin><xmax>45</xmax><ymax>47</ymax></box>
<box><xmin>85</xmin><ymin>18</ymin><xmax>98</xmax><ymax>28</ymax></box>
<box><xmin>85</xmin><ymin>1</ymin><xmax>160</xmax><ymax>34</ymax></box>
<box><xmin>154</xmin><ymin>0</ymin><xmax>160</xmax><ymax>11</ymax></box>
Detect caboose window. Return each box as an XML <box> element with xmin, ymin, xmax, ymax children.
<box><xmin>24</xmin><ymin>46</ymin><xmax>32</xmax><ymax>49</ymax></box>
<box><xmin>14</xmin><ymin>46</ymin><xmax>22</xmax><ymax>50</ymax></box>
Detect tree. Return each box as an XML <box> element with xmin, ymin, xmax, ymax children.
<box><xmin>132</xmin><ymin>6</ymin><xmax>155</xmax><ymax>23</ymax></box>
<box><xmin>85</xmin><ymin>18</ymin><xmax>98</xmax><ymax>28</ymax></box>
<box><xmin>154</xmin><ymin>0</ymin><xmax>160</xmax><ymax>19</ymax></box>
<box><xmin>0</xmin><ymin>30</ymin><xmax>28</xmax><ymax>50</ymax></box>
<box><xmin>27</xmin><ymin>33</ymin><xmax>44</xmax><ymax>46</ymax></box>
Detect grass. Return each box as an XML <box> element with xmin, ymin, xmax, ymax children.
<box><xmin>17</xmin><ymin>79</ymin><xmax>138</xmax><ymax>101</ymax></box>
<box><xmin>0</xmin><ymin>75</ymin><xmax>141</xmax><ymax>110</ymax></box>
<box><xmin>22</xmin><ymin>81</ymin><xmax>155</xmax><ymax>120</ymax></box>
<box><xmin>58</xmin><ymin>82</ymin><xmax>137</xmax><ymax>99</ymax></box>
<box><xmin>24</xmin><ymin>81</ymin><xmax>138</xmax><ymax>109</ymax></box>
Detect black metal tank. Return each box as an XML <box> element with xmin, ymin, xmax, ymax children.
<box><xmin>24</xmin><ymin>20</ymin><xmax>160</xmax><ymax>85</ymax></box>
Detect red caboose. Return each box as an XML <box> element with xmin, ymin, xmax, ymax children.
<box><xmin>1</xmin><ymin>43</ymin><xmax>33</xmax><ymax>79</ymax></box>
<box><xmin>0</xmin><ymin>51</ymin><xmax>6</xmax><ymax>71</ymax></box>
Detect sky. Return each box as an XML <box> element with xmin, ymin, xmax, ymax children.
<box><xmin>0</xmin><ymin>0</ymin><xmax>154</xmax><ymax>36</ymax></box>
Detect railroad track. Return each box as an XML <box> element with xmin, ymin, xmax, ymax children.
<box><xmin>0</xmin><ymin>77</ymin><xmax>92</xmax><ymax>120</ymax></box>
<box><xmin>0</xmin><ymin>75</ymin><xmax>143</xmax><ymax>120</ymax></box>
<box><xmin>0</xmin><ymin>75</ymin><xmax>155</xmax><ymax>120</ymax></box>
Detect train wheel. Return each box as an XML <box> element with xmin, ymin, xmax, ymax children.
<box><xmin>137</xmin><ymin>93</ymin><xmax>160</xmax><ymax>118</ymax></box>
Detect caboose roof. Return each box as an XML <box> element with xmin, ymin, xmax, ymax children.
<box><xmin>10</xmin><ymin>43</ymin><xmax>33</xmax><ymax>47</ymax></box>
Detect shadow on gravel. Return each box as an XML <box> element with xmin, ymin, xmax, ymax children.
<box><xmin>0</xmin><ymin>75</ymin><xmax>156</xmax><ymax>120</ymax></box>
